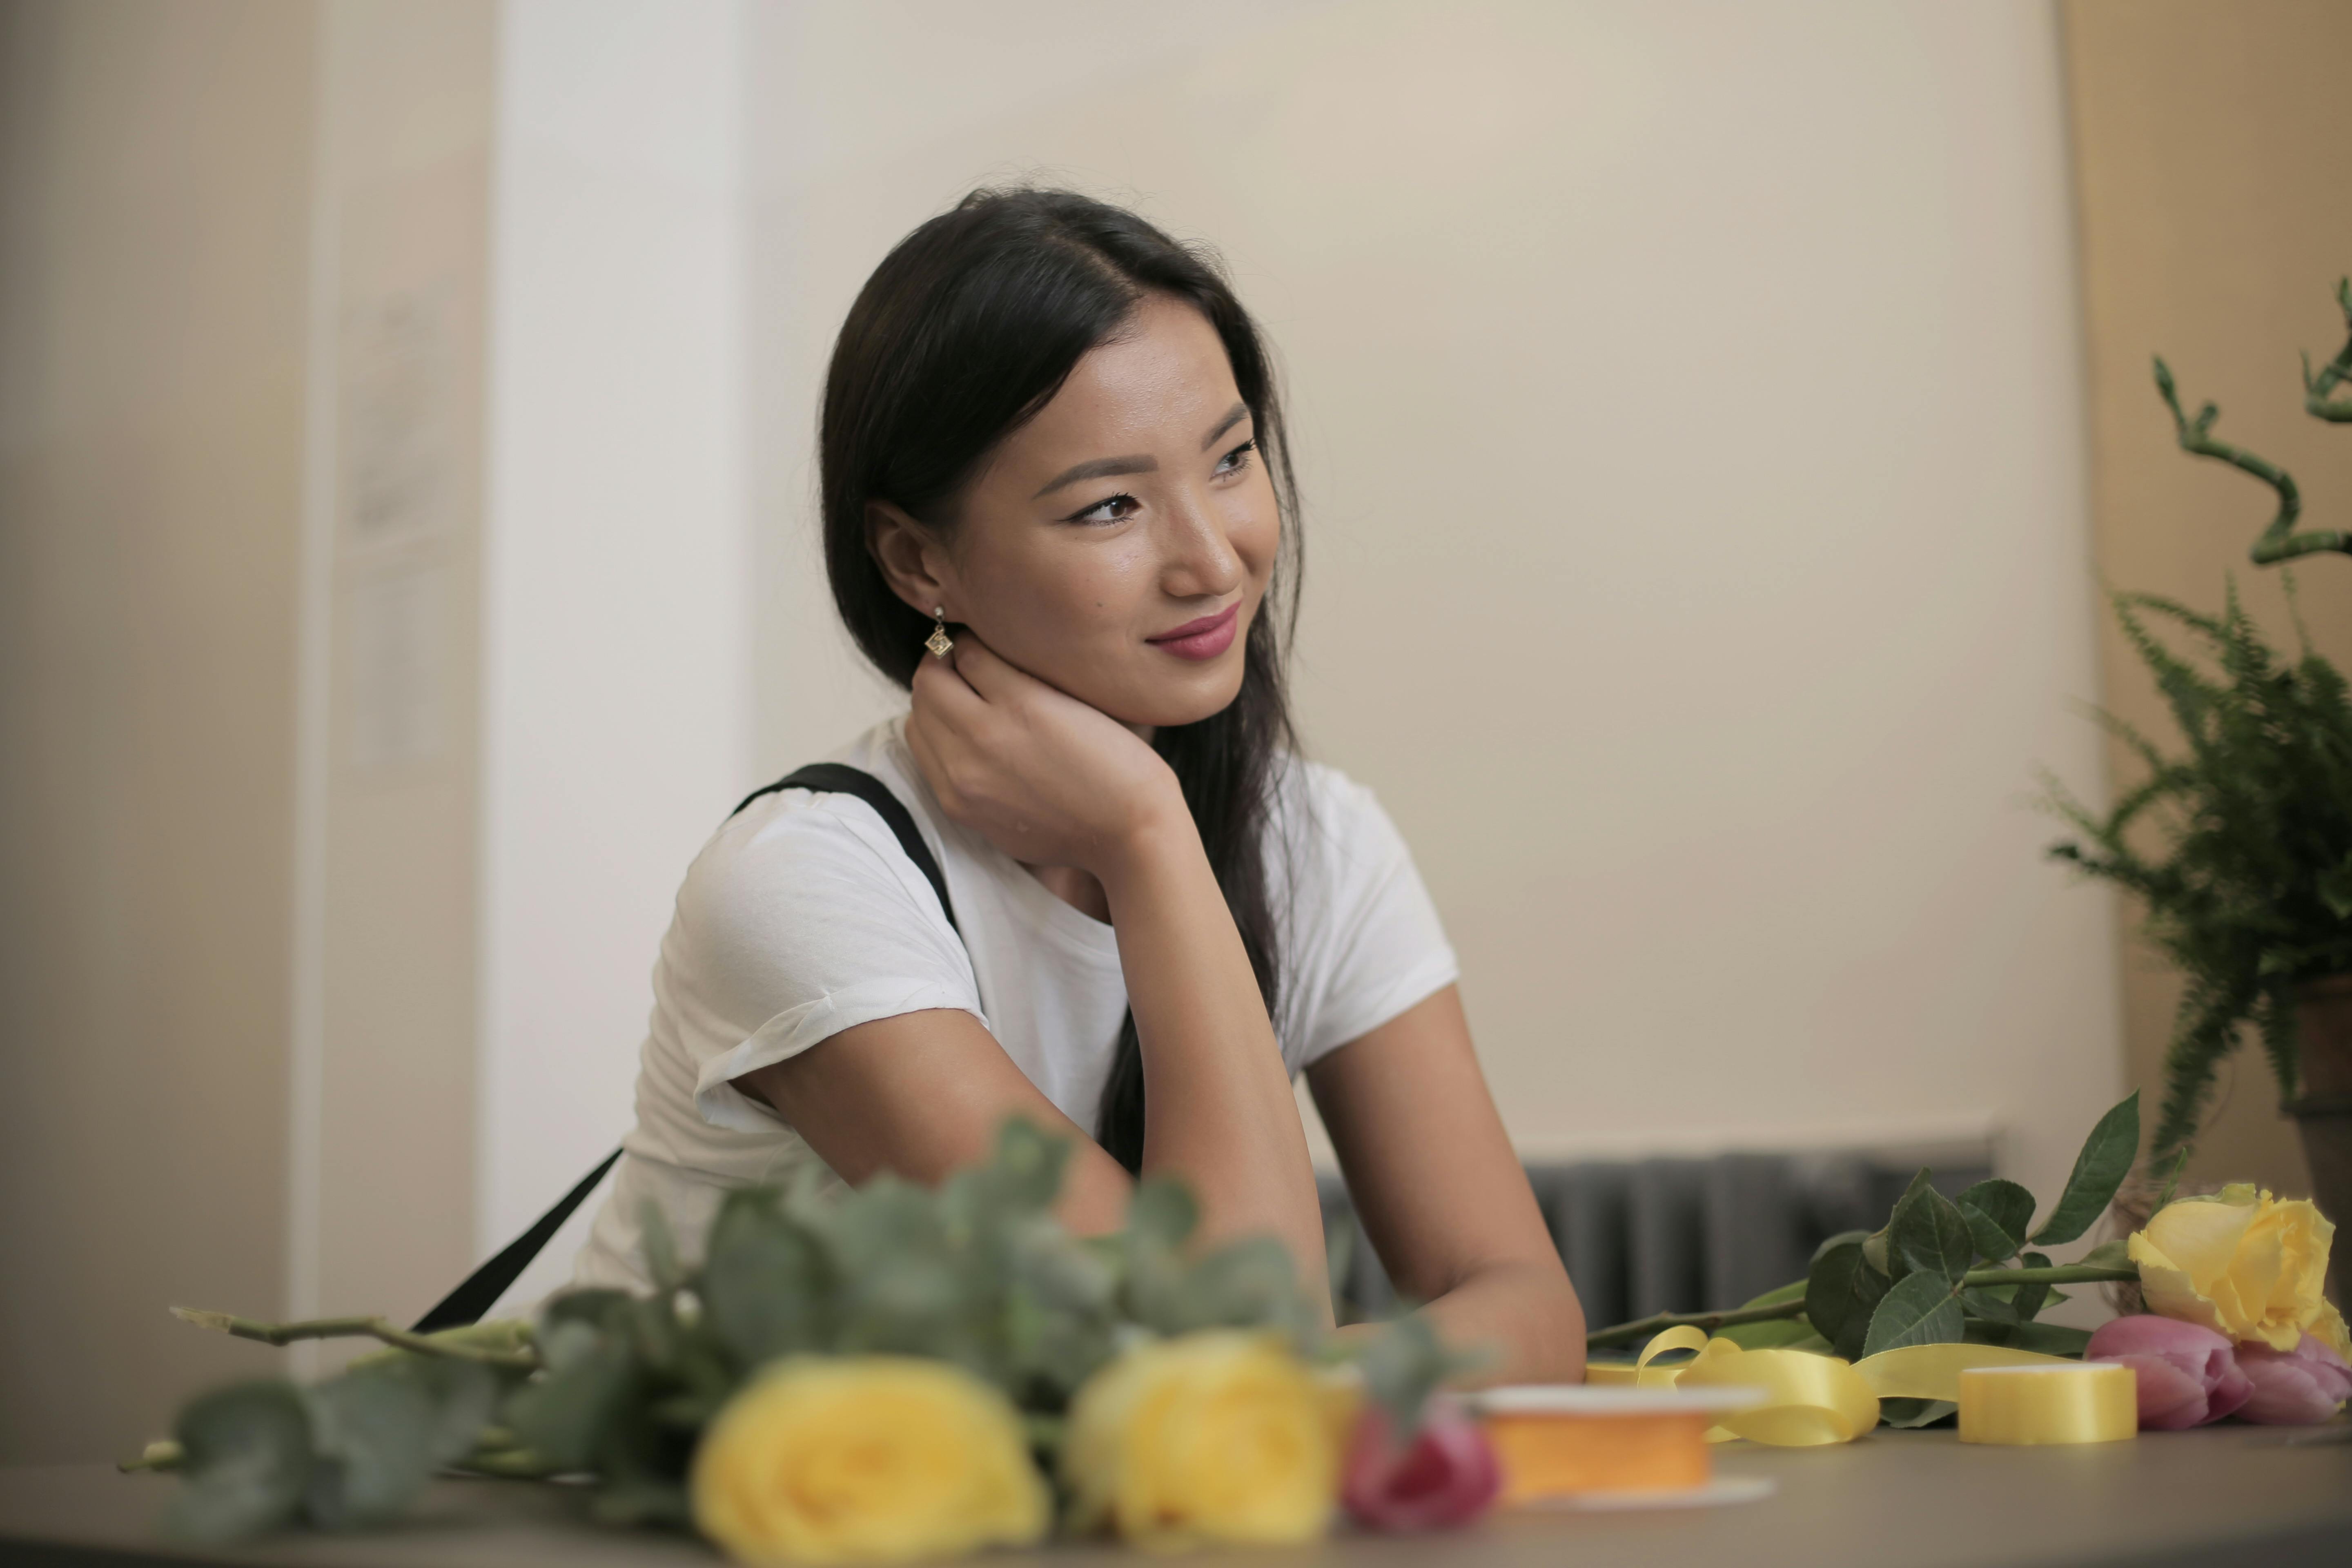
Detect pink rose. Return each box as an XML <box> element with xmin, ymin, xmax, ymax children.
<box><xmin>1339</xmin><ymin>1396</ymin><xmax>1500</xmax><ymax>1532</ymax></box>
<box><xmin>2233</xmin><ymin>1333</ymin><xmax>2352</xmax><ymax>1425</ymax></box>
<box><xmin>2085</xmin><ymin>1314</ymin><xmax>2252</xmax><ymax>1430</ymax></box>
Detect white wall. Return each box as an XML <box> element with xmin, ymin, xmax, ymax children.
<box><xmin>744</xmin><ymin>0</ymin><xmax>2122</xmax><ymax>1210</ymax></box>
<box><xmin>480</xmin><ymin>0</ymin><xmax>751</xmax><ymax>1302</ymax></box>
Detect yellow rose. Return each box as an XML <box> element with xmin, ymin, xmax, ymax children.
<box><xmin>691</xmin><ymin>1357</ymin><xmax>1048</xmax><ymax>1565</ymax></box>
<box><xmin>2129</xmin><ymin>1185</ymin><xmax>2339</xmax><ymax>1352</ymax></box>
<box><xmin>1064</xmin><ymin>1331</ymin><xmax>1338</xmax><ymax>1550</ymax></box>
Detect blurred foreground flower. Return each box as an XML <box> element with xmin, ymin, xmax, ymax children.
<box><xmin>690</xmin><ymin>1357</ymin><xmax>1047</xmax><ymax>1566</ymax></box>
<box><xmin>2128</xmin><ymin>1187</ymin><xmax>2345</xmax><ymax>1354</ymax></box>
<box><xmin>1338</xmin><ymin>1394</ymin><xmax>1499</xmax><ymax>1531</ymax></box>
<box><xmin>2234</xmin><ymin>1334</ymin><xmax>2352</xmax><ymax>1425</ymax></box>
<box><xmin>1063</xmin><ymin>1331</ymin><xmax>1337</xmax><ymax>1550</ymax></box>
<box><xmin>2084</xmin><ymin>1315</ymin><xmax>2250</xmax><ymax>1429</ymax></box>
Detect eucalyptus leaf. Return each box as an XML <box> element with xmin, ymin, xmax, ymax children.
<box><xmin>163</xmin><ymin>1382</ymin><xmax>314</xmax><ymax>1543</ymax></box>
<box><xmin>1127</xmin><ymin>1176</ymin><xmax>1199</xmax><ymax>1251</ymax></box>
<box><xmin>2029</xmin><ymin>1092</ymin><xmax>2140</xmax><ymax>1246</ymax></box>
<box><xmin>1861</xmin><ymin>1270</ymin><xmax>1965</xmax><ymax>1357</ymax></box>
<box><xmin>1355</xmin><ymin>1313</ymin><xmax>1450</xmax><ymax>1431</ymax></box>
<box><xmin>505</xmin><ymin>1332</ymin><xmax>635</xmax><ymax>1471</ymax></box>
<box><xmin>1953</xmin><ymin>1179</ymin><xmax>2036</xmax><ymax>1263</ymax></box>
<box><xmin>301</xmin><ymin>1366</ymin><xmax>443</xmax><ymax>1530</ymax></box>
<box><xmin>701</xmin><ymin>1194</ymin><xmax>830</xmax><ymax>1366</ymax></box>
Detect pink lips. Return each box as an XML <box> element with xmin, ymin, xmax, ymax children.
<box><xmin>1146</xmin><ymin>602</ymin><xmax>1240</xmax><ymax>661</ymax></box>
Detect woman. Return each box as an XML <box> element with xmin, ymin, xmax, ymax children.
<box><xmin>575</xmin><ymin>189</ymin><xmax>1583</xmax><ymax>1384</ymax></box>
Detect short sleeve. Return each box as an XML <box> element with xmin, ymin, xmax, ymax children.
<box><xmin>669</xmin><ymin>792</ymin><xmax>984</xmax><ymax>1133</ymax></box>
<box><xmin>1277</xmin><ymin>767</ymin><xmax>1461</xmax><ymax>1068</ymax></box>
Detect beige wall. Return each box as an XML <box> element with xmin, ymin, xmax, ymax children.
<box><xmin>2063</xmin><ymin>0</ymin><xmax>2352</xmax><ymax>1196</ymax></box>
<box><xmin>747</xmin><ymin>0</ymin><xmax>2123</xmax><ymax>1206</ymax></box>
<box><xmin>0</xmin><ymin>0</ymin><xmax>313</xmax><ymax>1463</ymax></box>
<box><xmin>0</xmin><ymin>0</ymin><xmax>494</xmax><ymax>1458</ymax></box>
<box><xmin>298</xmin><ymin>0</ymin><xmax>494</xmax><ymax>1345</ymax></box>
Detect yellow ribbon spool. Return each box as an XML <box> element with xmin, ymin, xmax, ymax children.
<box><xmin>1592</xmin><ymin>1328</ymin><xmax>2134</xmax><ymax>1447</ymax></box>
<box><xmin>1956</xmin><ymin>1364</ymin><xmax>2137</xmax><ymax>1446</ymax></box>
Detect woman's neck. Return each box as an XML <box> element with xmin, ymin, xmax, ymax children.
<box><xmin>1025</xmin><ymin>862</ymin><xmax>1112</xmax><ymax>924</ymax></box>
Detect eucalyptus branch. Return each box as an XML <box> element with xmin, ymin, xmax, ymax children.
<box><xmin>2155</xmin><ymin>356</ymin><xmax>2351</xmax><ymax>565</ymax></box>
<box><xmin>2301</xmin><ymin>278</ymin><xmax>2352</xmax><ymax>423</ymax></box>
<box><xmin>169</xmin><ymin>1307</ymin><xmax>539</xmax><ymax>1371</ymax></box>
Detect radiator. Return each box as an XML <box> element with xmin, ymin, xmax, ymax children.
<box><xmin>1317</xmin><ymin>1150</ymin><xmax>1992</xmax><ymax>1328</ymax></box>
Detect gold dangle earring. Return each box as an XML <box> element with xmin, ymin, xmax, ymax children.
<box><xmin>924</xmin><ymin>606</ymin><xmax>954</xmax><ymax>659</ymax></box>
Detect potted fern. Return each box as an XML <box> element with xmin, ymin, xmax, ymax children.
<box><xmin>2044</xmin><ymin>279</ymin><xmax>2352</xmax><ymax>1305</ymax></box>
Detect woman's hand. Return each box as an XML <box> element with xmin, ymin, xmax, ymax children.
<box><xmin>906</xmin><ymin>634</ymin><xmax>1187</xmax><ymax>878</ymax></box>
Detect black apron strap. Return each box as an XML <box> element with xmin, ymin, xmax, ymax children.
<box><xmin>411</xmin><ymin>763</ymin><xmax>957</xmax><ymax>1332</ymax></box>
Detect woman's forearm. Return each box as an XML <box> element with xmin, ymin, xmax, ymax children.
<box><xmin>1415</xmin><ymin>1259</ymin><xmax>1587</xmax><ymax>1386</ymax></box>
<box><xmin>1099</xmin><ymin>814</ymin><xmax>1330</xmax><ymax>1315</ymax></box>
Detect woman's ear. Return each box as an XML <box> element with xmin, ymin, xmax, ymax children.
<box><xmin>865</xmin><ymin>501</ymin><xmax>953</xmax><ymax>617</ymax></box>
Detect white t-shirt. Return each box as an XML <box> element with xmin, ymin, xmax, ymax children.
<box><xmin>570</xmin><ymin>717</ymin><xmax>1458</xmax><ymax>1292</ymax></box>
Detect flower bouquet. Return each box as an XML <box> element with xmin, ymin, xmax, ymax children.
<box><xmin>139</xmin><ymin>1120</ymin><xmax>1498</xmax><ymax>1561</ymax></box>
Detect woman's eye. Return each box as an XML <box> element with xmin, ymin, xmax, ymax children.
<box><xmin>1068</xmin><ymin>492</ymin><xmax>1140</xmax><ymax>525</ymax></box>
<box><xmin>1214</xmin><ymin>439</ymin><xmax>1257</xmax><ymax>478</ymax></box>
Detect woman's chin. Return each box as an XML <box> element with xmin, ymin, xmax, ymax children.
<box><xmin>1082</xmin><ymin>663</ymin><xmax>1247</xmax><ymax>733</ymax></box>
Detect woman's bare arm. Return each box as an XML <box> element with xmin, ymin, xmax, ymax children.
<box><xmin>743</xmin><ymin>635</ymin><xmax>1329</xmax><ymax>1314</ymax></box>
<box><xmin>1310</xmin><ymin>985</ymin><xmax>1584</xmax><ymax>1384</ymax></box>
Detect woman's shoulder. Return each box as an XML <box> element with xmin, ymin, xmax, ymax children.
<box><xmin>1264</xmin><ymin>753</ymin><xmax>1415</xmax><ymax>883</ymax></box>
<box><xmin>682</xmin><ymin>719</ymin><xmax>947</xmax><ymax>940</ymax></box>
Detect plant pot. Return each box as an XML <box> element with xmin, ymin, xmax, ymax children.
<box><xmin>2290</xmin><ymin>975</ymin><xmax>2352</xmax><ymax>1312</ymax></box>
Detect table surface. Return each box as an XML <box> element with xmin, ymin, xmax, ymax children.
<box><xmin>2</xmin><ymin>1425</ymin><xmax>2349</xmax><ymax>1568</ymax></box>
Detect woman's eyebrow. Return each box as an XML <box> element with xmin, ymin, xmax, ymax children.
<box><xmin>1200</xmin><ymin>401</ymin><xmax>1249</xmax><ymax>450</ymax></box>
<box><xmin>1033</xmin><ymin>454</ymin><xmax>1157</xmax><ymax>499</ymax></box>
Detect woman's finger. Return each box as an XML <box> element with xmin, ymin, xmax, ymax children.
<box><xmin>947</xmin><ymin>633</ymin><xmax>1038</xmax><ymax>704</ymax></box>
<box><xmin>912</xmin><ymin>642</ymin><xmax>987</xmax><ymax>724</ymax></box>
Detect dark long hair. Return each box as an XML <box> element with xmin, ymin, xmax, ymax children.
<box><xmin>818</xmin><ymin>188</ymin><xmax>1301</xmax><ymax>1174</ymax></box>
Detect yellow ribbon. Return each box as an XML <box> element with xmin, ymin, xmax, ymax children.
<box><xmin>1590</xmin><ymin>1330</ymin><xmax>2109</xmax><ymax>1447</ymax></box>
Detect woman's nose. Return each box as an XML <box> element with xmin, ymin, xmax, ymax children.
<box><xmin>1159</xmin><ymin>496</ymin><xmax>1244</xmax><ymax>600</ymax></box>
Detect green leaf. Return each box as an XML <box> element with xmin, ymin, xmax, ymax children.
<box><xmin>1878</xmin><ymin>1397</ymin><xmax>1957</xmax><ymax>1429</ymax></box>
<box><xmin>2031</xmin><ymin>1093</ymin><xmax>2140</xmax><ymax>1246</ymax></box>
<box><xmin>2076</xmin><ymin>1237</ymin><xmax>2132</xmax><ymax>1271</ymax></box>
<box><xmin>2009</xmin><ymin>1250</ymin><xmax>2055</xmax><ymax>1320</ymax></box>
<box><xmin>1964</xmin><ymin>1318</ymin><xmax>2093</xmax><ymax>1357</ymax></box>
<box><xmin>1715</xmin><ymin>1315</ymin><xmax>1820</xmax><ymax>1350</ymax></box>
<box><xmin>1880</xmin><ymin>1172</ymin><xmax>1936</xmax><ymax>1281</ymax></box>
<box><xmin>1805</xmin><ymin>1232</ymin><xmax>1887</xmax><ymax>1363</ymax></box>
<box><xmin>1958</xmin><ymin>1287</ymin><xmax>2020</xmax><ymax>1325</ymax></box>
<box><xmin>1710</xmin><ymin>1278</ymin><xmax>1814</xmax><ymax>1348</ymax></box>
<box><xmin>1893</xmin><ymin>1180</ymin><xmax>1977</xmax><ymax>1285</ymax></box>
<box><xmin>1861</xmin><ymin>1270</ymin><xmax>1965</xmax><ymax>1357</ymax></box>
<box><xmin>1953</xmin><ymin>1179</ymin><xmax>2036</xmax><ymax>1263</ymax></box>
<box><xmin>164</xmin><ymin>1382</ymin><xmax>313</xmax><ymax>1543</ymax></box>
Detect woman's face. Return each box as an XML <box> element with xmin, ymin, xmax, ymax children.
<box><xmin>874</xmin><ymin>293</ymin><xmax>1278</xmax><ymax>730</ymax></box>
